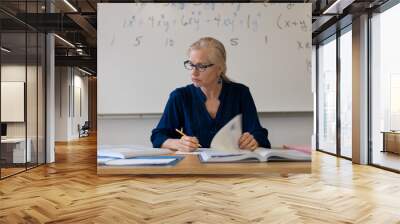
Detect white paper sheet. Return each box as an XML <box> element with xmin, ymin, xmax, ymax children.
<box><xmin>97</xmin><ymin>157</ymin><xmax>118</xmax><ymax>164</ymax></box>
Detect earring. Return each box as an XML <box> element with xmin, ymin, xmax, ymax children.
<box><xmin>218</xmin><ymin>75</ymin><xmax>222</xmax><ymax>84</ymax></box>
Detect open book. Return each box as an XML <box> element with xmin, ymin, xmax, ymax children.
<box><xmin>199</xmin><ymin>148</ymin><xmax>311</xmax><ymax>163</ymax></box>
<box><xmin>175</xmin><ymin>114</ymin><xmax>311</xmax><ymax>163</ymax></box>
<box><xmin>175</xmin><ymin>114</ymin><xmax>242</xmax><ymax>155</ymax></box>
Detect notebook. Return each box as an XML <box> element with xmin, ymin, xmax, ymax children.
<box><xmin>104</xmin><ymin>156</ymin><xmax>183</xmax><ymax>166</ymax></box>
<box><xmin>198</xmin><ymin>148</ymin><xmax>311</xmax><ymax>163</ymax></box>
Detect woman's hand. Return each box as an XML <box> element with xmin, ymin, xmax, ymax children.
<box><xmin>239</xmin><ymin>132</ymin><xmax>259</xmax><ymax>150</ymax></box>
<box><xmin>162</xmin><ymin>136</ymin><xmax>200</xmax><ymax>152</ymax></box>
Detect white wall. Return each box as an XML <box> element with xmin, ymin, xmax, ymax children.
<box><xmin>55</xmin><ymin>67</ymin><xmax>89</xmax><ymax>141</ymax></box>
<box><xmin>98</xmin><ymin>113</ymin><xmax>313</xmax><ymax>147</ymax></box>
<box><xmin>72</xmin><ymin>73</ymin><xmax>89</xmax><ymax>138</ymax></box>
<box><xmin>55</xmin><ymin>67</ymin><xmax>69</xmax><ymax>141</ymax></box>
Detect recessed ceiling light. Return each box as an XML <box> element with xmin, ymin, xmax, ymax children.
<box><xmin>1</xmin><ymin>47</ymin><xmax>11</xmax><ymax>53</ymax></box>
<box><xmin>323</xmin><ymin>0</ymin><xmax>354</xmax><ymax>14</ymax></box>
<box><xmin>54</xmin><ymin>34</ymin><xmax>75</xmax><ymax>48</ymax></box>
<box><xmin>78</xmin><ymin>67</ymin><xmax>93</xmax><ymax>76</ymax></box>
<box><xmin>63</xmin><ymin>0</ymin><xmax>78</xmax><ymax>12</ymax></box>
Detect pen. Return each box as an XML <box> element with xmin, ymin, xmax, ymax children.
<box><xmin>175</xmin><ymin>128</ymin><xmax>202</xmax><ymax>148</ymax></box>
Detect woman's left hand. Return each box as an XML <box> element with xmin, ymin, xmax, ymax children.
<box><xmin>239</xmin><ymin>132</ymin><xmax>259</xmax><ymax>150</ymax></box>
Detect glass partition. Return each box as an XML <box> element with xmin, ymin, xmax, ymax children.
<box><xmin>0</xmin><ymin>1</ymin><xmax>46</xmax><ymax>179</ymax></box>
<box><xmin>1</xmin><ymin>31</ymin><xmax>28</xmax><ymax>178</ymax></box>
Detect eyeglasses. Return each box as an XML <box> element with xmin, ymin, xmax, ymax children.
<box><xmin>184</xmin><ymin>60</ymin><xmax>214</xmax><ymax>72</ymax></box>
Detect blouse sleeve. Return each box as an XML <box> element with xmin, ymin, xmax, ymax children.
<box><xmin>150</xmin><ymin>90</ymin><xmax>183</xmax><ymax>148</ymax></box>
<box><xmin>241</xmin><ymin>87</ymin><xmax>271</xmax><ymax>148</ymax></box>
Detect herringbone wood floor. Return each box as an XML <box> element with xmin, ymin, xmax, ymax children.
<box><xmin>1</xmin><ymin>135</ymin><xmax>400</xmax><ymax>223</ymax></box>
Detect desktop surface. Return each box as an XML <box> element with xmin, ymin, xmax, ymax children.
<box><xmin>97</xmin><ymin>154</ymin><xmax>311</xmax><ymax>175</ymax></box>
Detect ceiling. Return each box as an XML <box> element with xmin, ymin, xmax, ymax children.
<box><xmin>0</xmin><ymin>0</ymin><xmax>390</xmax><ymax>75</ymax></box>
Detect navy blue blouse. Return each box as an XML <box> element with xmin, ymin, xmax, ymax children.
<box><xmin>151</xmin><ymin>81</ymin><xmax>271</xmax><ymax>148</ymax></box>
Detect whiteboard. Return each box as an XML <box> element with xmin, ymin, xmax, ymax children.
<box><xmin>98</xmin><ymin>3</ymin><xmax>312</xmax><ymax>114</ymax></box>
<box><xmin>1</xmin><ymin>82</ymin><xmax>25</xmax><ymax>122</ymax></box>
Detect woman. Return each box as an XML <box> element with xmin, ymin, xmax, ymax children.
<box><xmin>151</xmin><ymin>37</ymin><xmax>271</xmax><ymax>152</ymax></box>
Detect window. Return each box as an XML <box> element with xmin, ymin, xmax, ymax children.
<box><xmin>339</xmin><ymin>28</ymin><xmax>352</xmax><ymax>158</ymax></box>
<box><xmin>371</xmin><ymin>2</ymin><xmax>400</xmax><ymax>171</ymax></box>
<box><xmin>317</xmin><ymin>36</ymin><xmax>337</xmax><ymax>154</ymax></box>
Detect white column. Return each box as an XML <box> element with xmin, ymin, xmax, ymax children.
<box><xmin>46</xmin><ymin>32</ymin><xmax>55</xmax><ymax>163</ymax></box>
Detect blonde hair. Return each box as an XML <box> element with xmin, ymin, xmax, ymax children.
<box><xmin>188</xmin><ymin>37</ymin><xmax>230</xmax><ymax>82</ymax></box>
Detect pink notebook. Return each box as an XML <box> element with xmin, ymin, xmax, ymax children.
<box><xmin>282</xmin><ymin>145</ymin><xmax>312</xmax><ymax>154</ymax></box>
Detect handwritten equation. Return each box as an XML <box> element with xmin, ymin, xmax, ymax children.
<box><xmin>119</xmin><ymin>3</ymin><xmax>309</xmax><ymax>33</ymax></box>
<box><xmin>106</xmin><ymin>2</ymin><xmax>312</xmax><ymax>65</ymax></box>
<box><xmin>123</xmin><ymin>12</ymin><xmax>264</xmax><ymax>33</ymax></box>
<box><xmin>276</xmin><ymin>14</ymin><xmax>308</xmax><ymax>32</ymax></box>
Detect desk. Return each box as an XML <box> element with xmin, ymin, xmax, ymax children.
<box><xmin>382</xmin><ymin>131</ymin><xmax>400</xmax><ymax>154</ymax></box>
<box><xmin>1</xmin><ymin>138</ymin><xmax>32</xmax><ymax>163</ymax></box>
<box><xmin>97</xmin><ymin>154</ymin><xmax>311</xmax><ymax>175</ymax></box>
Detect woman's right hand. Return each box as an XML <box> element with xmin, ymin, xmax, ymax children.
<box><xmin>162</xmin><ymin>136</ymin><xmax>200</xmax><ymax>152</ymax></box>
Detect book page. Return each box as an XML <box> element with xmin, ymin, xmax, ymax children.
<box><xmin>255</xmin><ymin>148</ymin><xmax>311</xmax><ymax>161</ymax></box>
<box><xmin>199</xmin><ymin>151</ymin><xmax>263</xmax><ymax>162</ymax></box>
<box><xmin>210</xmin><ymin>114</ymin><xmax>242</xmax><ymax>152</ymax></box>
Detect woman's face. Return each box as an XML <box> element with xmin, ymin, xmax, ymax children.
<box><xmin>188</xmin><ymin>48</ymin><xmax>221</xmax><ymax>88</ymax></box>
